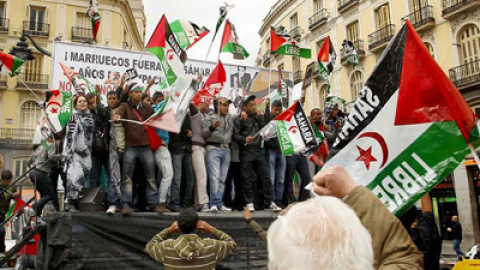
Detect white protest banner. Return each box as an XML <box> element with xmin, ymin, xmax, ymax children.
<box><xmin>52</xmin><ymin>42</ymin><xmax>293</xmax><ymax>101</ymax></box>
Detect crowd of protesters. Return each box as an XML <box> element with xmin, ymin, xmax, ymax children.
<box><xmin>0</xmin><ymin>71</ymin><xmax>450</xmax><ymax>269</ymax></box>
<box><xmin>16</xmin><ymin>73</ymin><xmax>350</xmax><ymax>218</ymax></box>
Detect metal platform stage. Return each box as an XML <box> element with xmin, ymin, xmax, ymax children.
<box><xmin>36</xmin><ymin>211</ymin><xmax>277</xmax><ymax>270</ymax></box>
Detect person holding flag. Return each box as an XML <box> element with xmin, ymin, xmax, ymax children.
<box><xmin>233</xmin><ymin>96</ymin><xmax>281</xmax><ymax>212</ymax></box>
<box><xmin>112</xmin><ymin>84</ymin><xmax>160</xmax><ymax>215</ymax></box>
<box><xmin>63</xmin><ymin>95</ymin><xmax>95</xmax><ymax>211</ymax></box>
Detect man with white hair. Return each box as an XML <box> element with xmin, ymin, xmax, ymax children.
<box><xmin>267</xmin><ymin>166</ymin><xmax>423</xmax><ymax>270</ymax></box>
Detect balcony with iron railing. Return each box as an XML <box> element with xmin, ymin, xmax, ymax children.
<box><xmin>449</xmin><ymin>59</ymin><xmax>480</xmax><ymax>90</ymax></box>
<box><xmin>0</xmin><ymin>128</ymin><xmax>35</xmax><ymax>145</ymax></box>
<box><xmin>442</xmin><ymin>0</ymin><xmax>480</xmax><ymax>19</ymax></box>
<box><xmin>72</xmin><ymin>26</ymin><xmax>94</xmax><ymax>43</ymax></box>
<box><xmin>0</xmin><ymin>18</ymin><xmax>9</xmax><ymax>32</ymax></box>
<box><xmin>16</xmin><ymin>73</ymin><xmax>49</xmax><ymax>90</ymax></box>
<box><xmin>368</xmin><ymin>24</ymin><xmax>395</xmax><ymax>53</ymax></box>
<box><xmin>293</xmin><ymin>70</ymin><xmax>303</xmax><ymax>84</ymax></box>
<box><xmin>341</xmin><ymin>40</ymin><xmax>365</xmax><ymax>65</ymax></box>
<box><xmin>263</xmin><ymin>49</ymin><xmax>271</xmax><ymax>67</ymax></box>
<box><xmin>402</xmin><ymin>6</ymin><xmax>435</xmax><ymax>31</ymax></box>
<box><xmin>23</xmin><ymin>20</ymin><xmax>49</xmax><ymax>37</ymax></box>
<box><xmin>288</xmin><ymin>25</ymin><xmax>302</xmax><ymax>40</ymax></box>
<box><xmin>338</xmin><ymin>0</ymin><xmax>360</xmax><ymax>12</ymax></box>
<box><xmin>308</xmin><ymin>8</ymin><xmax>329</xmax><ymax>30</ymax></box>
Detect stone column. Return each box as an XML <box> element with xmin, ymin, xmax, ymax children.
<box><xmin>453</xmin><ymin>162</ymin><xmax>479</xmax><ymax>247</ymax></box>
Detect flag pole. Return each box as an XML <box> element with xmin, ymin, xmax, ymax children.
<box><xmin>268</xmin><ymin>53</ymin><xmax>273</xmax><ymax>97</ymax></box>
<box><xmin>468</xmin><ymin>143</ymin><xmax>480</xmax><ymax>170</ymax></box>
<box><xmin>17</xmin><ymin>76</ymin><xmax>43</xmax><ymax>101</ymax></box>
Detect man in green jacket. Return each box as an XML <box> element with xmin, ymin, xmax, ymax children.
<box><xmin>145</xmin><ymin>208</ymin><xmax>237</xmax><ymax>270</ymax></box>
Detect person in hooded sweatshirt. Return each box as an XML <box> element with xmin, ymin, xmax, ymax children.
<box><xmin>145</xmin><ymin>208</ymin><xmax>237</xmax><ymax>270</ymax></box>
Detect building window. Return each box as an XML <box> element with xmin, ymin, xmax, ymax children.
<box><xmin>458</xmin><ymin>24</ymin><xmax>480</xmax><ymax>64</ymax></box>
<box><xmin>290</xmin><ymin>13</ymin><xmax>298</xmax><ymax>28</ymax></box>
<box><xmin>424</xmin><ymin>42</ymin><xmax>435</xmax><ymax>59</ymax></box>
<box><xmin>375</xmin><ymin>4</ymin><xmax>391</xmax><ymax>30</ymax></box>
<box><xmin>409</xmin><ymin>0</ymin><xmax>428</xmax><ymax>12</ymax></box>
<box><xmin>76</xmin><ymin>12</ymin><xmax>90</xmax><ymax>28</ymax></box>
<box><xmin>20</xmin><ymin>101</ymin><xmax>41</xmax><ymax>129</ymax></box>
<box><xmin>12</xmin><ymin>157</ymin><xmax>30</xmax><ymax>177</ymax></box>
<box><xmin>24</xmin><ymin>53</ymin><xmax>43</xmax><ymax>82</ymax></box>
<box><xmin>292</xmin><ymin>57</ymin><xmax>301</xmax><ymax>72</ymax></box>
<box><xmin>28</xmin><ymin>6</ymin><xmax>46</xmax><ymax>31</ymax></box>
<box><xmin>313</xmin><ymin>0</ymin><xmax>323</xmax><ymax>12</ymax></box>
<box><xmin>0</xmin><ymin>2</ymin><xmax>6</xmax><ymax>20</ymax></box>
<box><xmin>347</xmin><ymin>21</ymin><xmax>360</xmax><ymax>42</ymax></box>
<box><xmin>72</xmin><ymin>12</ymin><xmax>92</xmax><ymax>41</ymax></box>
<box><xmin>319</xmin><ymin>83</ymin><xmax>329</xmax><ymax>109</ymax></box>
<box><xmin>350</xmin><ymin>71</ymin><xmax>364</xmax><ymax>100</ymax></box>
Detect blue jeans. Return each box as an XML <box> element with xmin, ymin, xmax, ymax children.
<box><xmin>122</xmin><ymin>146</ymin><xmax>158</xmax><ymax>207</ymax></box>
<box><xmin>453</xmin><ymin>239</ymin><xmax>465</xmax><ymax>256</ymax></box>
<box><xmin>170</xmin><ymin>150</ymin><xmax>195</xmax><ymax>207</ymax></box>
<box><xmin>207</xmin><ymin>149</ymin><xmax>231</xmax><ymax>208</ymax></box>
<box><xmin>267</xmin><ymin>150</ymin><xmax>286</xmax><ymax>203</ymax></box>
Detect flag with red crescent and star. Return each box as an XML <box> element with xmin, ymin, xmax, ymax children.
<box><xmin>258</xmin><ymin>101</ymin><xmax>318</xmax><ymax>156</ymax></box>
<box><xmin>45</xmin><ymin>89</ymin><xmax>73</xmax><ymax>132</ymax></box>
<box><xmin>321</xmin><ymin>21</ymin><xmax>479</xmax><ymax>216</ymax></box>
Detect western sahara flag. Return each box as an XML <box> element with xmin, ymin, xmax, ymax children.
<box><xmin>317</xmin><ymin>36</ymin><xmax>337</xmax><ymax>81</ymax></box>
<box><xmin>141</xmin><ymin>76</ymin><xmax>198</xmax><ymax>133</ymax></box>
<box><xmin>321</xmin><ymin>21</ymin><xmax>479</xmax><ymax>216</ymax></box>
<box><xmin>146</xmin><ymin>15</ymin><xmax>187</xmax><ymax>88</ymax></box>
<box><xmin>86</xmin><ymin>0</ymin><xmax>101</xmax><ymax>41</ymax></box>
<box><xmin>191</xmin><ymin>61</ymin><xmax>226</xmax><ymax>106</ymax></box>
<box><xmin>170</xmin><ymin>19</ymin><xmax>210</xmax><ymax>50</ymax></box>
<box><xmin>260</xmin><ymin>101</ymin><xmax>318</xmax><ymax>156</ymax></box>
<box><xmin>220</xmin><ymin>20</ymin><xmax>249</xmax><ymax>60</ymax></box>
<box><xmin>45</xmin><ymin>90</ymin><xmax>73</xmax><ymax>133</ymax></box>
<box><xmin>0</xmin><ymin>52</ymin><xmax>24</xmax><ymax>76</ymax></box>
<box><xmin>342</xmin><ymin>39</ymin><xmax>359</xmax><ymax>66</ymax></box>
<box><xmin>59</xmin><ymin>62</ymin><xmax>96</xmax><ymax>96</ymax></box>
<box><xmin>270</xmin><ymin>27</ymin><xmax>311</xmax><ymax>59</ymax></box>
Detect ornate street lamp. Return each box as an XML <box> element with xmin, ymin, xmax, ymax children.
<box><xmin>9</xmin><ymin>34</ymin><xmax>52</xmax><ymax>61</ymax></box>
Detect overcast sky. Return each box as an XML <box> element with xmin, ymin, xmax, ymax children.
<box><xmin>141</xmin><ymin>0</ymin><xmax>277</xmax><ymax>67</ymax></box>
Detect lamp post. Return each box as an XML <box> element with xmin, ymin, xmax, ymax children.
<box><xmin>9</xmin><ymin>34</ymin><xmax>52</xmax><ymax>61</ymax></box>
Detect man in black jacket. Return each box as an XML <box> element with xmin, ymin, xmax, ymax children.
<box><xmin>168</xmin><ymin>116</ymin><xmax>194</xmax><ymax>212</ymax></box>
<box><xmin>233</xmin><ymin>96</ymin><xmax>281</xmax><ymax>212</ymax></box>
<box><xmin>86</xmin><ymin>92</ymin><xmax>110</xmax><ymax>188</ymax></box>
<box><xmin>448</xmin><ymin>215</ymin><xmax>465</xmax><ymax>257</ymax></box>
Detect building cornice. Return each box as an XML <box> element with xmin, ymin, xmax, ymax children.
<box><xmin>112</xmin><ymin>0</ymin><xmax>145</xmax><ymax>48</ymax></box>
<box><xmin>259</xmin><ymin>0</ymin><xmax>298</xmax><ymax>37</ymax></box>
